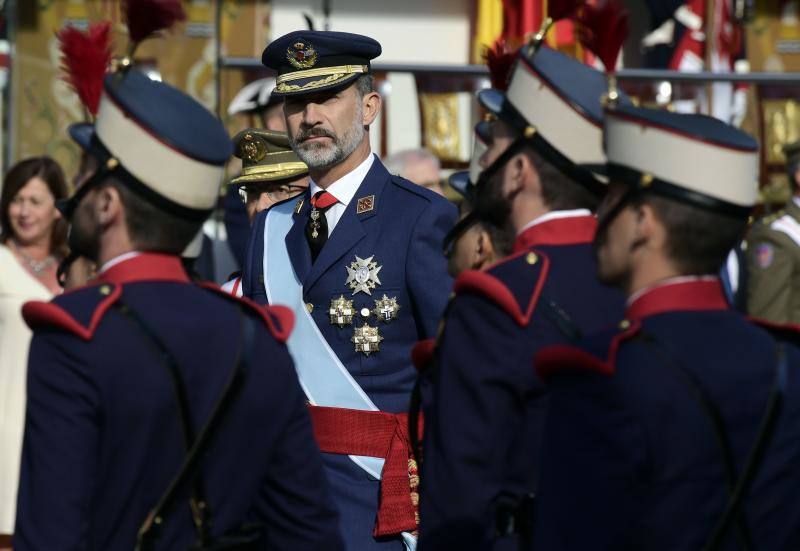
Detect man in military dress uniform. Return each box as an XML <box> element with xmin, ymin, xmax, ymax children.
<box><xmin>746</xmin><ymin>139</ymin><xmax>800</xmax><ymax>323</ymax></box>
<box><xmin>244</xmin><ymin>31</ymin><xmax>456</xmax><ymax>550</ymax></box>
<box><xmin>416</xmin><ymin>45</ymin><xmax>626</xmax><ymax>550</ymax></box>
<box><xmin>533</xmin><ymin>106</ymin><xmax>800</xmax><ymax>550</ymax></box>
<box><xmin>222</xmin><ymin>128</ymin><xmax>309</xmax><ymax>296</ymax></box>
<box><xmin>14</xmin><ymin>68</ymin><xmax>342</xmax><ymax>549</ymax></box>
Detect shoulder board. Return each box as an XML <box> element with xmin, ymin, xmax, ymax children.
<box><xmin>199</xmin><ymin>282</ymin><xmax>294</xmax><ymax>343</ymax></box>
<box><xmin>22</xmin><ymin>282</ymin><xmax>122</xmax><ymax>341</ymax></box>
<box><xmin>411</xmin><ymin>338</ymin><xmax>436</xmax><ymax>372</ymax></box>
<box><xmin>534</xmin><ymin>320</ymin><xmax>642</xmax><ymax>380</ymax></box>
<box><xmin>454</xmin><ymin>249</ymin><xmax>549</xmax><ymax>326</ymax></box>
<box><xmin>390</xmin><ymin>174</ymin><xmax>442</xmax><ymax>202</ymax></box>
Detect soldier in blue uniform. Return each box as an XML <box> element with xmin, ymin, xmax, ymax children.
<box><xmin>14</xmin><ymin>67</ymin><xmax>343</xmax><ymax>549</ymax></box>
<box><xmin>247</xmin><ymin>31</ymin><xmax>456</xmax><ymax>550</ymax></box>
<box><xmin>416</xmin><ymin>45</ymin><xmax>626</xmax><ymax>550</ymax></box>
<box><xmin>533</xmin><ymin>105</ymin><xmax>800</xmax><ymax>550</ymax></box>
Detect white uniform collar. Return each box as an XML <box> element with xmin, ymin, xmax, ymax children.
<box><xmin>309</xmin><ymin>153</ymin><xmax>375</xmax><ymax>207</ymax></box>
<box><xmin>98</xmin><ymin>251</ymin><xmax>142</xmax><ymax>274</ymax></box>
<box><xmin>517</xmin><ymin>208</ymin><xmax>592</xmax><ymax>235</ymax></box>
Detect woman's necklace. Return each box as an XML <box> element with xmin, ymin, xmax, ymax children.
<box><xmin>11</xmin><ymin>239</ymin><xmax>56</xmax><ymax>276</ymax></box>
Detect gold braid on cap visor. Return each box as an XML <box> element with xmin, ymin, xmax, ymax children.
<box><xmin>230</xmin><ymin>161</ymin><xmax>309</xmax><ymax>185</ymax></box>
<box><xmin>275</xmin><ymin>64</ymin><xmax>369</xmax><ymax>93</ymax></box>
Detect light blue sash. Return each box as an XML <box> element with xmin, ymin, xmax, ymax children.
<box><xmin>263</xmin><ymin>200</ymin><xmax>384</xmax><ymax>478</ymax></box>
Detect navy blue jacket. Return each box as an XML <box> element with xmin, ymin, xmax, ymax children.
<box><xmin>534</xmin><ymin>278</ymin><xmax>800</xmax><ymax>550</ymax></box>
<box><xmin>14</xmin><ymin>253</ymin><xmax>343</xmax><ymax>550</ymax></box>
<box><xmin>418</xmin><ymin>213</ymin><xmax>625</xmax><ymax>550</ymax></box>
<box><xmin>243</xmin><ymin>157</ymin><xmax>457</xmax><ymax>550</ymax></box>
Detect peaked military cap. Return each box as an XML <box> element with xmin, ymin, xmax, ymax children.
<box><xmin>262</xmin><ymin>30</ymin><xmax>381</xmax><ymax>96</ymax></box>
<box><xmin>227</xmin><ymin>77</ymin><xmax>280</xmax><ymax>116</ymax></box>
<box><xmin>478</xmin><ymin>45</ymin><xmax>631</xmax><ymax>193</ymax></box>
<box><xmin>450</xmin><ymin>121</ymin><xmax>492</xmax><ymax>200</ymax></box>
<box><xmin>67</xmin><ymin>69</ymin><xmax>232</xmax><ymax>220</ymax></box>
<box><xmin>230</xmin><ymin>128</ymin><xmax>308</xmax><ymax>186</ymax></box>
<box><xmin>604</xmin><ymin>104</ymin><xmax>759</xmax><ymax>216</ymax></box>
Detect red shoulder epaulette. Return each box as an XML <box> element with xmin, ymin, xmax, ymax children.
<box><xmin>199</xmin><ymin>282</ymin><xmax>294</xmax><ymax>343</ymax></box>
<box><xmin>534</xmin><ymin>320</ymin><xmax>642</xmax><ymax>379</ymax></box>
<box><xmin>454</xmin><ymin>249</ymin><xmax>550</xmax><ymax>327</ymax></box>
<box><xmin>22</xmin><ymin>282</ymin><xmax>122</xmax><ymax>341</ymax></box>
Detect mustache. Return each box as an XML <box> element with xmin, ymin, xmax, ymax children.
<box><xmin>295</xmin><ymin>127</ymin><xmax>338</xmax><ymax>143</ymax></box>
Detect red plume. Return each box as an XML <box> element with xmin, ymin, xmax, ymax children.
<box><xmin>548</xmin><ymin>0</ymin><xmax>583</xmax><ymax>22</ymax></box>
<box><xmin>57</xmin><ymin>22</ymin><xmax>113</xmax><ymax>117</ymax></box>
<box><xmin>576</xmin><ymin>0</ymin><xmax>629</xmax><ymax>72</ymax></box>
<box><xmin>484</xmin><ymin>40</ymin><xmax>518</xmax><ymax>91</ymax></box>
<box><xmin>123</xmin><ymin>0</ymin><xmax>186</xmax><ymax>45</ymax></box>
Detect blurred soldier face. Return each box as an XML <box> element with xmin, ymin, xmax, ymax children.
<box><xmin>471</xmin><ymin>119</ymin><xmax>526</xmax><ymax>228</ymax></box>
<box><xmin>480</xmin><ymin>119</ymin><xmax>517</xmax><ymax>172</ymax></box>
<box><xmin>448</xmin><ymin>223</ymin><xmax>497</xmax><ymax>277</ymax></box>
<box><xmin>239</xmin><ymin>175</ymin><xmax>309</xmax><ymax>222</ymax></box>
<box><xmin>594</xmin><ymin>182</ymin><xmax>640</xmax><ymax>290</ymax></box>
<box><xmin>284</xmin><ymin>83</ymin><xmax>367</xmax><ymax>169</ymax></box>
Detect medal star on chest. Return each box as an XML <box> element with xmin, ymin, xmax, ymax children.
<box><xmin>346</xmin><ymin>255</ymin><xmax>382</xmax><ymax>295</ymax></box>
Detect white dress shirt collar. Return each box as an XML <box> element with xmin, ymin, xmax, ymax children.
<box><xmin>309</xmin><ymin>153</ymin><xmax>375</xmax><ymax>208</ymax></box>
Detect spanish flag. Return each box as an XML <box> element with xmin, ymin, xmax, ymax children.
<box><xmin>473</xmin><ymin>0</ymin><xmax>504</xmax><ymax>63</ymax></box>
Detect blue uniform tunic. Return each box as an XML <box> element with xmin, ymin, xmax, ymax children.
<box><xmin>14</xmin><ymin>253</ymin><xmax>343</xmax><ymax>550</ymax></box>
<box><xmin>534</xmin><ymin>278</ymin><xmax>800</xmax><ymax>550</ymax></box>
<box><xmin>418</xmin><ymin>213</ymin><xmax>625</xmax><ymax>550</ymax></box>
<box><xmin>243</xmin><ymin>157</ymin><xmax>457</xmax><ymax>550</ymax></box>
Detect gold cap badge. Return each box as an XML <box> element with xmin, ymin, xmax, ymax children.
<box><xmin>287</xmin><ymin>40</ymin><xmax>318</xmax><ymax>69</ymax></box>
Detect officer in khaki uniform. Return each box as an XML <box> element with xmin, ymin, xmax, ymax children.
<box><xmin>222</xmin><ymin>129</ymin><xmax>309</xmax><ymax>296</ymax></box>
<box><xmin>746</xmin><ymin>140</ymin><xmax>800</xmax><ymax>323</ymax></box>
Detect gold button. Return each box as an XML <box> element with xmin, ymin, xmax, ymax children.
<box><xmin>619</xmin><ymin>319</ymin><xmax>631</xmax><ymax>330</ymax></box>
<box><xmin>305</xmin><ymin>303</ymin><xmax>313</xmax><ymax>314</ymax></box>
<box><xmin>526</xmin><ymin>252</ymin><xmax>538</xmax><ymax>265</ymax></box>
<box><xmin>360</xmin><ymin>307</ymin><xmax>371</xmax><ymax>318</ymax></box>
<box><xmin>98</xmin><ymin>285</ymin><xmax>111</xmax><ymax>296</ymax></box>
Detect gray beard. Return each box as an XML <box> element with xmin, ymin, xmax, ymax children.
<box><xmin>291</xmin><ymin>111</ymin><xmax>365</xmax><ymax>169</ymax></box>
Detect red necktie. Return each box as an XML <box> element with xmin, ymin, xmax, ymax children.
<box><xmin>306</xmin><ymin>190</ymin><xmax>338</xmax><ymax>261</ymax></box>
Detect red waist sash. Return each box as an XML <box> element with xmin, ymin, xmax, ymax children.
<box><xmin>309</xmin><ymin>405</ymin><xmax>422</xmax><ymax>538</ymax></box>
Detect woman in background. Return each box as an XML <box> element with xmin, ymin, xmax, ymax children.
<box><xmin>0</xmin><ymin>157</ymin><xmax>68</xmax><ymax>547</ymax></box>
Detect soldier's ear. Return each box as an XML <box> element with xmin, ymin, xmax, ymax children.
<box><xmin>633</xmin><ymin>202</ymin><xmax>666</xmax><ymax>252</ymax></box>
<box><xmin>474</xmin><ymin>229</ymin><xmax>496</xmax><ymax>269</ymax></box>
<box><xmin>94</xmin><ymin>185</ymin><xmax>124</xmax><ymax>227</ymax></box>
<box><xmin>361</xmin><ymin>90</ymin><xmax>381</xmax><ymax>127</ymax></box>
